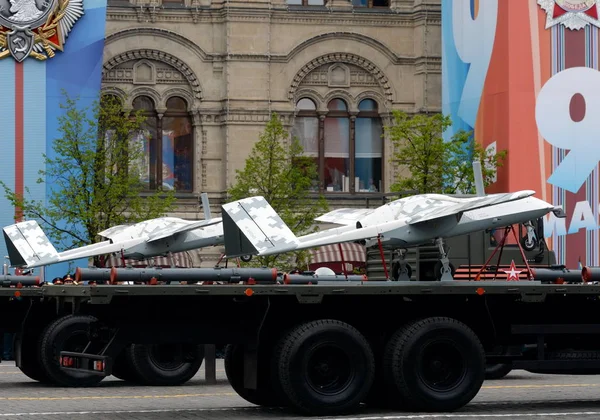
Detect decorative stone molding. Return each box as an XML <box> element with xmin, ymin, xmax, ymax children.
<box><xmin>105</xmin><ymin>28</ymin><xmax>209</xmax><ymax>61</ymax></box>
<box><xmin>162</xmin><ymin>87</ymin><xmax>196</xmax><ymax>110</ymax></box>
<box><xmin>191</xmin><ymin>110</ymin><xmax>202</xmax><ymax>126</ymax></box>
<box><xmin>284</xmin><ymin>31</ymin><xmax>404</xmax><ymax>65</ymax></box>
<box><xmin>292</xmin><ymin>88</ymin><xmax>324</xmax><ymax>109</ymax></box>
<box><xmin>103</xmin><ymin>49</ymin><xmax>203</xmax><ymax>99</ymax></box>
<box><xmin>128</xmin><ymin>86</ymin><xmax>162</xmax><ymax>108</ymax></box>
<box><xmin>100</xmin><ymin>86</ymin><xmax>128</xmax><ymax>102</ymax></box>
<box><xmin>289</xmin><ymin>53</ymin><xmax>393</xmax><ymax>103</ymax></box>
<box><xmin>355</xmin><ymin>90</ymin><xmax>391</xmax><ymax>111</ymax></box>
<box><xmin>322</xmin><ymin>89</ymin><xmax>356</xmax><ymax>111</ymax></box>
<box><xmin>201</xmin><ymin>163</ymin><xmax>207</xmax><ymax>187</ymax></box>
<box><xmin>105</xmin><ymin>8</ymin><xmax>427</xmax><ymax>26</ymax></box>
<box><xmin>133</xmin><ymin>59</ymin><xmax>156</xmax><ymax>85</ymax></box>
<box><xmin>201</xmin><ymin>130</ymin><xmax>208</xmax><ymax>155</ymax></box>
<box><xmin>327</xmin><ymin>63</ymin><xmax>350</xmax><ymax>88</ymax></box>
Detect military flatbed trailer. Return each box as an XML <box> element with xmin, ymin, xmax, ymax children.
<box><xmin>0</xmin><ymin>282</ymin><xmax>207</xmax><ymax>388</ymax></box>
<box><xmin>41</xmin><ymin>278</ymin><xmax>600</xmax><ymax>416</ymax></box>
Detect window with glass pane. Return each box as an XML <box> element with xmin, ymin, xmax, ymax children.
<box><xmin>293</xmin><ymin>96</ymin><xmax>382</xmax><ymax>194</ymax></box>
<box><xmin>355</xmin><ymin>99</ymin><xmax>382</xmax><ymax>192</ymax></box>
<box><xmin>293</xmin><ymin>98</ymin><xmax>319</xmax><ymax>191</ymax></box>
<box><xmin>131</xmin><ymin>96</ymin><xmax>157</xmax><ymax>190</ymax></box>
<box><xmin>324</xmin><ymin>99</ymin><xmax>350</xmax><ymax>192</ymax></box>
<box><xmin>131</xmin><ymin>95</ymin><xmax>193</xmax><ymax>192</ymax></box>
<box><xmin>162</xmin><ymin>97</ymin><xmax>193</xmax><ymax>192</ymax></box>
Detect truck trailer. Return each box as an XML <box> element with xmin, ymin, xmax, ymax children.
<box><xmin>29</xmin><ymin>266</ymin><xmax>600</xmax><ymax>417</ymax></box>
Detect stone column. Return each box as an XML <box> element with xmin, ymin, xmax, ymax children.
<box><xmin>191</xmin><ymin>110</ymin><xmax>204</xmax><ymax>194</ymax></box>
<box><xmin>349</xmin><ymin>113</ymin><xmax>357</xmax><ymax>193</ymax></box>
<box><xmin>318</xmin><ymin>112</ymin><xmax>327</xmax><ymax>192</ymax></box>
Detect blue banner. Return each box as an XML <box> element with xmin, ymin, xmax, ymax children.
<box><xmin>0</xmin><ymin>0</ymin><xmax>107</xmax><ymax>280</ymax></box>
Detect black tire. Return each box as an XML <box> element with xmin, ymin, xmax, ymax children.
<box><xmin>39</xmin><ymin>314</ymin><xmax>105</xmax><ymax>387</ymax></box>
<box><xmin>485</xmin><ymin>363</ymin><xmax>512</xmax><ymax>380</ymax></box>
<box><xmin>14</xmin><ymin>330</ymin><xmax>51</xmax><ymax>383</ymax></box>
<box><xmin>129</xmin><ymin>343</ymin><xmax>204</xmax><ymax>386</ymax></box>
<box><xmin>433</xmin><ymin>261</ymin><xmax>456</xmax><ymax>280</ymax></box>
<box><xmin>383</xmin><ymin>317</ymin><xmax>485</xmax><ymax>412</ymax></box>
<box><xmin>272</xmin><ymin>319</ymin><xmax>375</xmax><ymax>416</ymax></box>
<box><xmin>224</xmin><ymin>344</ymin><xmax>282</xmax><ymax>407</ymax></box>
<box><xmin>521</xmin><ymin>235</ymin><xmax>537</xmax><ymax>252</ymax></box>
<box><xmin>111</xmin><ymin>346</ymin><xmax>140</xmax><ymax>382</ymax></box>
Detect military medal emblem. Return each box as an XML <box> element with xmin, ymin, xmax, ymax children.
<box><xmin>538</xmin><ymin>0</ymin><xmax>600</xmax><ymax>30</ymax></box>
<box><xmin>0</xmin><ymin>0</ymin><xmax>83</xmax><ymax>61</ymax></box>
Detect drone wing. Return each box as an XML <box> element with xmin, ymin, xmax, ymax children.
<box><xmin>314</xmin><ymin>208</ymin><xmax>375</xmax><ymax>226</ymax></box>
<box><xmin>146</xmin><ymin>217</ymin><xmax>222</xmax><ymax>242</ymax></box>
<box><xmin>405</xmin><ymin>190</ymin><xmax>536</xmax><ymax>227</ymax></box>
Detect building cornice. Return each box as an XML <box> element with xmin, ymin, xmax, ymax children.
<box><xmin>106</xmin><ymin>5</ymin><xmax>441</xmax><ymax>26</ymax></box>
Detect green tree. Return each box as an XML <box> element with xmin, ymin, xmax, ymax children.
<box><xmin>387</xmin><ymin>110</ymin><xmax>506</xmax><ymax>194</ymax></box>
<box><xmin>228</xmin><ymin>113</ymin><xmax>329</xmax><ymax>270</ymax></box>
<box><xmin>0</xmin><ymin>91</ymin><xmax>176</xmax><ymax>265</ymax></box>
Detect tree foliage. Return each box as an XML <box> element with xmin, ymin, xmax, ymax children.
<box><xmin>0</xmin><ymin>91</ymin><xmax>175</xmax><ymax>263</ymax></box>
<box><xmin>387</xmin><ymin>110</ymin><xmax>507</xmax><ymax>194</ymax></box>
<box><xmin>228</xmin><ymin>113</ymin><xmax>329</xmax><ymax>270</ymax></box>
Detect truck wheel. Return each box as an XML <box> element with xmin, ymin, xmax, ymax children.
<box><xmin>485</xmin><ymin>363</ymin><xmax>512</xmax><ymax>379</ymax></box>
<box><xmin>384</xmin><ymin>317</ymin><xmax>485</xmax><ymax>412</ymax></box>
<box><xmin>14</xmin><ymin>330</ymin><xmax>51</xmax><ymax>383</ymax></box>
<box><xmin>111</xmin><ymin>346</ymin><xmax>140</xmax><ymax>382</ymax></box>
<box><xmin>224</xmin><ymin>344</ymin><xmax>281</xmax><ymax>407</ymax></box>
<box><xmin>129</xmin><ymin>343</ymin><xmax>204</xmax><ymax>386</ymax></box>
<box><xmin>273</xmin><ymin>319</ymin><xmax>375</xmax><ymax>416</ymax></box>
<box><xmin>39</xmin><ymin>314</ymin><xmax>105</xmax><ymax>387</ymax></box>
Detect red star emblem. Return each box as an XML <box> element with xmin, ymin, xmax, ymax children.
<box><xmin>503</xmin><ymin>260</ymin><xmax>523</xmax><ymax>281</ymax></box>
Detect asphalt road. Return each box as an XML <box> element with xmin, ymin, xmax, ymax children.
<box><xmin>1</xmin><ymin>361</ymin><xmax>600</xmax><ymax>419</ymax></box>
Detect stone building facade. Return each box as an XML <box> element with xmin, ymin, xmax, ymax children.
<box><xmin>101</xmin><ymin>0</ymin><xmax>441</xmax><ymax>265</ymax></box>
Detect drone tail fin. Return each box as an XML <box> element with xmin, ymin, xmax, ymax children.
<box><xmin>3</xmin><ymin>220</ymin><xmax>59</xmax><ymax>268</ymax></box>
<box><xmin>221</xmin><ymin>196</ymin><xmax>299</xmax><ymax>258</ymax></box>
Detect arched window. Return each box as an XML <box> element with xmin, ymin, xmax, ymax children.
<box><xmin>355</xmin><ymin>99</ymin><xmax>382</xmax><ymax>192</ymax></box>
<box><xmin>100</xmin><ymin>93</ymin><xmax>123</xmax><ymax>109</ymax></box>
<box><xmin>293</xmin><ymin>96</ymin><xmax>383</xmax><ymax>194</ymax></box>
<box><xmin>131</xmin><ymin>95</ymin><xmax>193</xmax><ymax>192</ymax></box>
<box><xmin>162</xmin><ymin>97</ymin><xmax>193</xmax><ymax>192</ymax></box>
<box><xmin>324</xmin><ymin>99</ymin><xmax>350</xmax><ymax>192</ymax></box>
<box><xmin>293</xmin><ymin>98</ymin><xmax>319</xmax><ymax>191</ymax></box>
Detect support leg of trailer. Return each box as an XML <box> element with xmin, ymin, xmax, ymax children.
<box><xmin>204</xmin><ymin>344</ymin><xmax>217</xmax><ymax>385</ymax></box>
<box><xmin>393</xmin><ymin>249</ymin><xmax>411</xmax><ymax>281</ymax></box>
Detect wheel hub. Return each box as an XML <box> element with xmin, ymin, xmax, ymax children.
<box><xmin>306</xmin><ymin>345</ymin><xmax>354</xmax><ymax>396</ymax></box>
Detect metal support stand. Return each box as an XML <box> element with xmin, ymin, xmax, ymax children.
<box><xmin>474</xmin><ymin>225</ymin><xmax>533</xmax><ymax>281</ymax></box>
<box><xmin>392</xmin><ymin>249</ymin><xmax>411</xmax><ymax>281</ymax></box>
<box><xmin>436</xmin><ymin>238</ymin><xmax>454</xmax><ymax>281</ymax></box>
<box><xmin>204</xmin><ymin>344</ymin><xmax>217</xmax><ymax>385</ymax></box>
